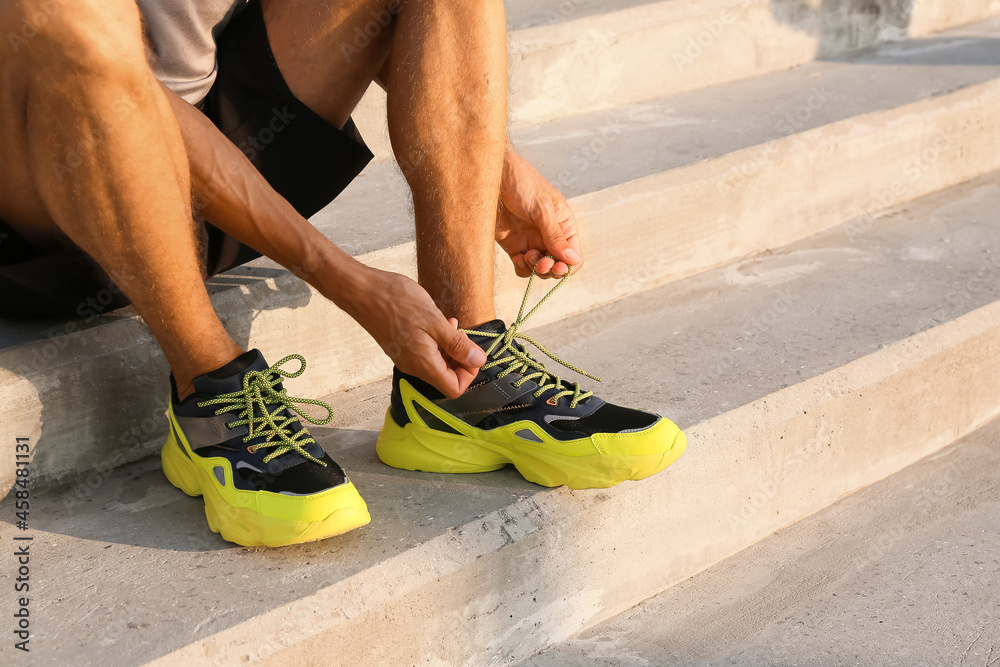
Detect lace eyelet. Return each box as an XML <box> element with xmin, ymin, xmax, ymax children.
<box><xmin>546</xmin><ymin>396</ymin><xmax>559</xmax><ymax>406</ymax></box>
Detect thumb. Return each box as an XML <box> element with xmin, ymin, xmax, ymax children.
<box><xmin>535</xmin><ymin>199</ymin><xmax>580</xmax><ymax>266</ymax></box>
<box><xmin>435</xmin><ymin>321</ymin><xmax>487</xmax><ymax>370</ymax></box>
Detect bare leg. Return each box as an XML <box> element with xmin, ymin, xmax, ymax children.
<box><xmin>0</xmin><ymin>0</ymin><xmax>242</xmax><ymax>398</ymax></box>
<box><xmin>264</xmin><ymin>0</ymin><xmax>508</xmax><ymax>327</ymax></box>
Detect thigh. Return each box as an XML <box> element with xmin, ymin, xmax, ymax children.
<box><xmin>261</xmin><ymin>0</ymin><xmax>395</xmax><ymax>130</ymax></box>
<box><xmin>200</xmin><ymin>0</ymin><xmax>376</xmax><ymax>274</ymax></box>
<box><xmin>0</xmin><ymin>0</ymin><xmax>149</xmax><ymax>314</ymax></box>
<box><xmin>0</xmin><ymin>0</ymin><xmax>150</xmax><ymax>236</ymax></box>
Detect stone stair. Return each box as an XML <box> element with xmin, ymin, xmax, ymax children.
<box><xmin>3</xmin><ymin>2</ymin><xmax>1000</xmax><ymax>665</ymax></box>
<box><xmin>8</xmin><ymin>169</ymin><xmax>1000</xmax><ymax>665</ymax></box>
<box><xmin>6</xmin><ymin>12</ymin><xmax>1000</xmax><ymax>493</ymax></box>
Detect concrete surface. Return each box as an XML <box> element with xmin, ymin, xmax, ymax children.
<box><xmin>331</xmin><ymin>20</ymin><xmax>1000</xmax><ymax>257</ymax></box>
<box><xmin>6</xmin><ymin>20</ymin><xmax>1000</xmax><ymax>494</ymax></box>
<box><xmin>350</xmin><ymin>0</ymin><xmax>1000</xmax><ymax>153</ymax></box>
<box><xmin>520</xmin><ymin>416</ymin><xmax>1000</xmax><ymax>667</ymax></box>
<box><xmin>13</xmin><ymin>16</ymin><xmax>1000</xmax><ymax>351</ymax></box>
<box><xmin>3</xmin><ymin>171</ymin><xmax>1000</xmax><ymax>665</ymax></box>
<box><xmin>505</xmin><ymin>0</ymin><xmax>1000</xmax><ymax>125</ymax></box>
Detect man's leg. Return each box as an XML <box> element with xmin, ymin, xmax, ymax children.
<box><xmin>263</xmin><ymin>0</ymin><xmax>508</xmax><ymax>327</ymax></box>
<box><xmin>260</xmin><ymin>0</ymin><xmax>687</xmax><ymax>492</ymax></box>
<box><xmin>0</xmin><ymin>0</ymin><xmax>242</xmax><ymax>398</ymax></box>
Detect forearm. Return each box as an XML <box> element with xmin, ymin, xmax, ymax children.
<box><xmin>162</xmin><ymin>86</ymin><xmax>369</xmax><ymax>306</ymax></box>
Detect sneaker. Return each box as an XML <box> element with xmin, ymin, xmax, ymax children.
<box><xmin>161</xmin><ymin>349</ymin><xmax>370</xmax><ymax>547</ymax></box>
<box><xmin>376</xmin><ymin>271</ymin><xmax>686</xmax><ymax>489</ymax></box>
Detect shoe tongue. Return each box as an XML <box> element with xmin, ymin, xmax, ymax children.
<box><xmin>193</xmin><ymin>349</ymin><xmax>270</xmax><ymax>396</ymax></box>
<box><xmin>466</xmin><ymin>319</ymin><xmax>508</xmax><ymax>350</ymax></box>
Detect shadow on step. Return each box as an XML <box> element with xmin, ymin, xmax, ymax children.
<box><xmin>823</xmin><ymin>36</ymin><xmax>1000</xmax><ymax>66</ymax></box>
<box><xmin>0</xmin><ymin>265</ymin><xmax>309</xmax><ymax>495</ymax></box>
<box><xmin>0</xmin><ymin>425</ymin><xmax>551</xmax><ymax>665</ymax></box>
<box><xmin>23</xmin><ymin>426</ymin><xmax>541</xmax><ymax>553</ymax></box>
<box><xmin>771</xmin><ymin>0</ymin><xmax>1000</xmax><ymax>63</ymax></box>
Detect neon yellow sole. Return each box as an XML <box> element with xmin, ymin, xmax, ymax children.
<box><xmin>376</xmin><ymin>405</ymin><xmax>686</xmax><ymax>490</ymax></box>
<box><xmin>161</xmin><ymin>413</ymin><xmax>370</xmax><ymax>548</ymax></box>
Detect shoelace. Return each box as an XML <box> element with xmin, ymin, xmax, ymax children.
<box><xmin>196</xmin><ymin>355</ymin><xmax>333</xmax><ymax>465</ymax></box>
<box><xmin>461</xmin><ymin>264</ymin><xmax>600</xmax><ymax>409</ymax></box>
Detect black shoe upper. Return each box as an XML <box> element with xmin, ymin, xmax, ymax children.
<box><xmin>389</xmin><ymin>320</ymin><xmax>660</xmax><ymax>441</ymax></box>
<box><xmin>171</xmin><ymin>349</ymin><xmax>347</xmax><ymax>494</ymax></box>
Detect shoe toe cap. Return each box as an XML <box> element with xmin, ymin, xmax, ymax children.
<box><xmin>592</xmin><ymin>416</ymin><xmax>684</xmax><ymax>457</ymax></box>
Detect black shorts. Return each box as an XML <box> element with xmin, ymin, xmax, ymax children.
<box><xmin>0</xmin><ymin>0</ymin><xmax>373</xmax><ymax>318</ymax></box>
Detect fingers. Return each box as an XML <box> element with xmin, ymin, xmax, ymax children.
<box><xmin>524</xmin><ymin>249</ymin><xmax>543</xmax><ymax>268</ymax></box>
<box><xmin>565</xmin><ymin>232</ymin><xmax>584</xmax><ymax>274</ymax></box>
<box><xmin>535</xmin><ymin>198</ymin><xmax>582</xmax><ymax>267</ymax></box>
<box><xmin>535</xmin><ymin>256</ymin><xmax>557</xmax><ymax>276</ymax></box>
<box><xmin>499</xmin><ymin>152</ymin><xmax>583</xmax><ymax>280</ymax></box>
<box><xmin>524</xmin><ymin>250</ymin><xmax>558</xmax><ymax>277</ymax></box>
<box><xmin>433</xmin><ymin>320</ymin><xmax>486</xmax><ymax>370</ymax></box>
<box><xmin>511</xmin><ymin>253</ymin><xmax>532</xmax><ymax>278</ymax></box>
<box><xmin>429</xmin><ymin>321</ymin><xmax>487</xmax><ymax>398</ymax></box>
<box><xmin>409</xmin><ymin>328</ymin><xmax>482</xmax><ymax>398</ymax></box>
<box><xmin>414</xmin><ymin>355</ymin><xmax>464</xmax><ymax>399</ymax></box>
<box><xmin>424</xmin><ymin>362</ymin><xmax>479</xmax><ymax>399</ymax></box>
<box><xmin>537</xmin><ymin>214</ymin><xmax>573</xmax><ymax>266</ymax></box>
<box><xmin>518</xmin><ymin>196</ymin><xmax>581</xmax><ymax>278</ymax></box>
<box><xmin>524</xmin><ymin>252</ymin><xmax>570</xmax><ymax>279</ymax></box>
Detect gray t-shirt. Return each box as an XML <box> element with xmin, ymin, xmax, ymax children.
<box><xmin>135</xmin><ymin>0</ymin><xmax>246</xmax><ymax>104</ymax></box>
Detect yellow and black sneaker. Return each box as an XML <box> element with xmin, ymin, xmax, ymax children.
<box><xmin>161</xmin><ymin>350</ymin><xmax>370</xmax><ymax>547</ymax></box>
<box><xmin>376</xmin><ymin>271</ymin><xmax>686</xmax><ymax>489</ymax></box>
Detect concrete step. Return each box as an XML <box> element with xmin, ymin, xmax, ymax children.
<box><xmin>4</xmin><ymin>170</ymin><xmax>1000</xmax><ymax>665</ymax></box>
<box><xmin>5</xmin><ymin>19</ymin><xmax>1000</xmax><ymax>493</ymax></box>
<box><xmin>329</xmin><ymin>18</ymin><xmax>1000</xmax><ymax>256</ymax></box>
<box><xmin>352</xmin><ymin>0</ymin><xmax>1000</xmax><ymax>160</ymax></box>
<box><xmin>518</xmin><ymin>415</ymin><xmax>1000</xmax><ymax>666</ymax></box>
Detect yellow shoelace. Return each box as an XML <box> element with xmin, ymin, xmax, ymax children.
<box><xmin>196</xmin><ymin>355</ymin><xmax>333</xmax><ymax>465</ymax></box>
<box><xmin>461</xmin><ymin>265</ymin><xmax>600</xmax><ymax>409</ymax></box>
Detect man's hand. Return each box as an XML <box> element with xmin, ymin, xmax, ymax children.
<box><xmin>496</xmin><ymin>149</ymin><xmax>582</xmax><ymax>279</ymax></box>
<box><xmin>339</xmin><ymin>266</ymin><xmax>487</xmax><ymax>399</ymax></box>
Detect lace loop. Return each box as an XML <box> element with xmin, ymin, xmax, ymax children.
<box><xmin>196</xmin><ymin>355</ymin><xmax>332</xmax><ymax>465</ymax></box>
<box><xmin>461</xmin><ymin>263</ymin><xmax>600</xmax><ymax>409</ymax></box>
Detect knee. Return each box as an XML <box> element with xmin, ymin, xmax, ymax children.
<box><xmin>14</xmin><ymin>0</ymin><xmax>149</xmax><ymax>83</ymax></box>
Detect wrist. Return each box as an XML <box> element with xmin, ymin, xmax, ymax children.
<box><xmin>306</xmin><ymin>245</ymin><xmax>375</xmax><ymax>314</ymax></box>
<box><xmin>503</xmin><ymin>140</ymin><xmax>521</xmax><ymax>167</ymax></box>
<box><xmin>501</xmin><ymin>146</ymin><xmax>524</xmax><ymax>199</ymax></box>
